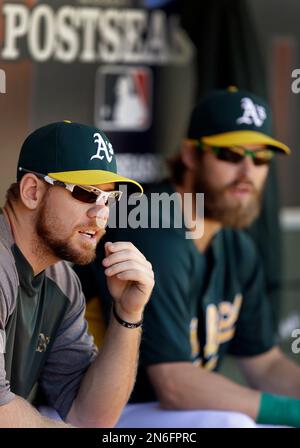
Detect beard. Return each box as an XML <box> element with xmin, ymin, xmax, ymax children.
<box><xmin>36</xmin><ymin>195</ymin><xmax>106</xmax><ymax>265</ymax></box>
<box><xmin>194</xmin><ymin>165</ymin><xmax>265</xmax><ymax>229</ymax></box>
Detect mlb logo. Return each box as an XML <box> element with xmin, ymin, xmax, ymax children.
<box><xmin>0</xmin><ymin>330</ymin><xmax>6</xmax><ymax>354</ymax></box>
<box><xmin>94</xmin><ymin>66</ymin><xmax>152</xmax><ymax>131</ymax></box>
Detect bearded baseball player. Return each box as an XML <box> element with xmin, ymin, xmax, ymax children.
<box><xmin>77</xmin><ymin>88</ymin><xmax>300</xmax><ymax>428</ymax></box>
<box><xmin>0</xmin><ymin>121</ymin><xmax>154</xmax><ymax>427</ymax></box>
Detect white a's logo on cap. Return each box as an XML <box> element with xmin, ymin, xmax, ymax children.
<box><xmin>236</xmin><ymin>97</ymin><xmax>267</xmax><ymax>127</ymax></box>
<box><xmin>91</xmin><ymin>133</ymin><xmax>114</xmax><ymax>163</ymax></box>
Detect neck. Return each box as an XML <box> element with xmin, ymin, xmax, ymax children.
<box><xmin>174</xmin><ymin>174</ymin><xmax>221</xmax><ymax>253</ymax></box>
<box><xmin>3</xmin><ymin>203</ymin><xmax>59</xmax><ymax>275</ymax></box>
<box><xmin>196</xmin><ymin>218</ymin><xmax>222</xmax><ymax>252</ymax></box>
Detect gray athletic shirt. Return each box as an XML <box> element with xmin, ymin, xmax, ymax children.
<box><xmin>0</xmin><ymin>211</ymin><xmax>98</xmax><ymax>419</ymax></box>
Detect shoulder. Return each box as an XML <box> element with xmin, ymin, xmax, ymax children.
<box><xmin>0</xmin><ymin>212</ymin><xmax>19</xmax><ymax>307</ymax></box>
<box><xmin>222</xmin><ymin>228</ymin><xmax>258</xmax><ymax>261</ymax></box>
<box><xmin>45</xmin><ymin>261</ymin><xmax>84</xmax><ymax>309</ymax></box>
<box><xmin>117</xmin><ymin>181</ymin><xmax>186</xmax><ymax>248</ymax></box>
<box><xmin>221</xmin><ymin>229</ymin><xmax>263</xmax><ymax>286</ymax></box>
<box><xmin>0</xmin><ymin>240</ymin><xmax>19</xmax><ymax>325</ymax></box>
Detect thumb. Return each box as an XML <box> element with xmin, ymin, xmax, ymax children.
<box><xmin>104</xmin><ymin>241</ymin><xmax>113</xmax><ymax>257</ymax></box>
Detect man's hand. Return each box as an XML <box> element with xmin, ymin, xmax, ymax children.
<box><xmin>102</xmin><ymin>241</ymin><xmax>154</xmax><ymax>321</ymax></box>
<box><xmin>67</xmin><ymin>242</ymin><xmax>154</xmax><ymax>427</ymax></box>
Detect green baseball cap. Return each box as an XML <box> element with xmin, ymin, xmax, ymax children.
<box><xmin>17</xmin><ymin>121</ymin><xmax>143</xmax><ymax>192</ymax></box>
<box><xmin>187</xmin><ymin>87</ymin><xmax>290</xmax><ymax>155</ymax></box>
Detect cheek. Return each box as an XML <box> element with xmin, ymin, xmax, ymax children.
<box><xmin>254</xmin><ymin>166</ymin><xmax>269</xmax><ymax>189</ymax></box>
<box><xmin>48</xmin><ymin>194</ymin><xmax>82</xmax><ymax>230</ymax></box>
<box><xmin>205</xmin><ymin>159</ymin><xmax>238</xmax><ymax>187</ymax></box>
<box><xmin>56</xmin><ymin>205</ymin><xmax>75</xmax><ymax>223</ymax></box>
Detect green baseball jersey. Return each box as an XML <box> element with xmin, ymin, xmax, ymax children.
<box><xmin>0</xmin><ymin>211</ymin><xmax>97</xmax><ymax>418</ymax></box>
<box><xmin>76</xmin><ymin>181</ymin><xmax>276</xmax><ymax>403</ymax></box>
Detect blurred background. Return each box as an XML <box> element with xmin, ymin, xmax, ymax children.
<box><xmin>0</xmin><ymin>0</ymin><xmax>299</xmax><ymax>374</ymax></box>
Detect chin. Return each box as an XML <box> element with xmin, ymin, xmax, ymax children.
<box><xmin>59</xmin><ymin>240</ymin><xmax>97</xmax><ymax>265</ymax></box>
<box><xmin>72</xmin><ymin>249</ymin><xmax>97</xmax><ymax>265</ymax></box>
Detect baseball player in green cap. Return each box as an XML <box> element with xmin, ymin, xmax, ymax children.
<box><xmin>0</xmin><ymin>121</ymin><xmax>154</xmax><ymax>427</ymax></box>
<box><xmin>78</xmin><ymin>88</ymin><xmax>300</xmax><ymax>428</ymax></box>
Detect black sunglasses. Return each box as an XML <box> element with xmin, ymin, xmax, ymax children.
<box><xmin>195</xmin><ymin>142</ymin><xmax>274</xmax><ymax>166</ymax></box>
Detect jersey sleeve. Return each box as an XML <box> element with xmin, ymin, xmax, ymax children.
<box><xmin>0</xmin><ymin>243</ymin><xmax>18</xmax><ymax>408</ymax></box>
<box><xmin>0</xmin><ymin>287</ymin><xmax>16</xmax><ymax>407</ymax></box>
<box><xmin>38</xmin><ymin>268</ymin><xmax>98</xmax><ymax>420</ymax></box>
<box><xmin>228</xmin><ymin>232</ymin><xmax>276</xmax><ymax>357</ymax></box>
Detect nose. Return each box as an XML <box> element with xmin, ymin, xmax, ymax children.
<box><xmin>238</xmin><ymin>154</ymin><xmax>257</xmax><ymax>174</ymax></box>
<box><xmin>86</xmin><ymin>202</ymin><xmax>110</xmax><ymax>221</ymax></box>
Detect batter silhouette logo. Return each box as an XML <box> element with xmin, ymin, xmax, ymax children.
<box><xmin>0</xmin><ymin>69</ymin><xmax>6</xmax><ymax>94</ymax></box>
<box><xmin>95</xmin><ymin>66</ymin><xmax>152</xmax><ymax>131</ymax></box>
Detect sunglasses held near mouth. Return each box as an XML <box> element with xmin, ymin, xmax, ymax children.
<box><xmin>18</xmin><ymin>167</ymin><xmax>123</xmax><ymax>206</ymax></box>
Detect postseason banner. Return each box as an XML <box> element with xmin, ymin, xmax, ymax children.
<box><xmin>0</xmin><ymin>0</ymin><xmax>196</xmax><ymax>183</ymax></box>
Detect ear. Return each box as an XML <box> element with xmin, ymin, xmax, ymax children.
<box><xmin>180</xmin><ymin>140</ymin><xmax>199</xmax><ymax>171</ymax></box>
<box><xmin>19</xmin><ymin>174</ymin><xmax>47</xmax><ymax>210</ymax></box>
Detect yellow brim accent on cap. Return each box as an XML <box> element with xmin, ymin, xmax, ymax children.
<box><xmin>202</xmin><ymin>131</ymin><xmax>291</xmax><ymax>155</ymax></box>
<box><xmin>48</xmin><ymin>170</ymin><xmax>143</xmax><ymax>194</ymax></box>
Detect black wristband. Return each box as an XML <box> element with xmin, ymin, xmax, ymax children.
<box><xmin>113</xmin><ymin>304</ymin><xmax>143</xmax><ymax>329</ymax></box>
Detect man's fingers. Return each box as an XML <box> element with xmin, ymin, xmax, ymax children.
<box><xmin>105</xmin><ymin>260</ymin><xmax>154</xmax><ymax>279</ymax></box>
<box><xmin>104</xmin><ymin>241</ymin><xmax>113</xmax><ymax>257</ymax></box>
<box><xmin>104</xmin><ymin>241</ymin><xmax>146</xmax><ymax>259</ymax></box>
<box><xmin>103</xmin><ymin>249</ymin><xmax>152</xmax><ymax>270</ymax></box>
<box><xmin>113</xmin><ymin>270</ymin><xmax>155</xmax><ymax>287</ymax></box>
